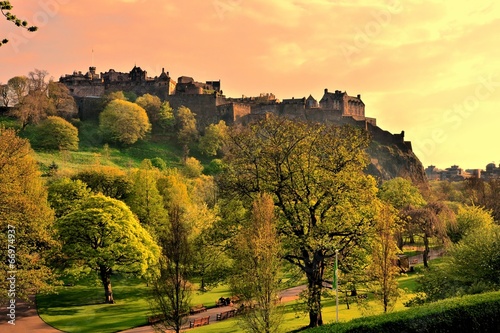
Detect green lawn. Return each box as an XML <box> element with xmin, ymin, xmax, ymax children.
<box><xmin>37</xmin><ymin>270</ymin><xmax>422</xmax><ymax>333</ymax></box>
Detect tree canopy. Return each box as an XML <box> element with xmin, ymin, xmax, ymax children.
<box><xmin>221</xmin><ymin>116</ymin><xmax>379</xmax><ymax>328</ymax></box>
<box><xmin>99</xmin><ymin>99</ymin><xmax>151</xmax><ymax>145</ymax></box>
<box><xmin>56</xmin><ymin>194</ymin><xmax>160</xmax><ymax>303</ymax></box>
<box><xmin>31</xmin><ymin>116</ymin><xmax>79</xmax><ymax>151</ymax></box>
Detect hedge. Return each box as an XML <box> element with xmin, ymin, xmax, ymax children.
<box><xmin>307</xmin><ymin>291</ymin><xmax>500</xmax><ymax>333</ymax></box>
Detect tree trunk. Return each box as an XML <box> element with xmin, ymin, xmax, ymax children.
<box><xmin>306</xmin><ymin>273</ymin><xmax>323</xmax><ymax>328</ymax></box>
<box><xmin>99</xmin><ymin>265</ymin><xmax>114</xmax><ymax>304</ymax></box>
<box><xmin>344</xmin><ymin>290</ymin><xmax>350</xmax><ymax>309</ymax></box>
<box><xmin>423</xmin><ymin>235</ymin><xmax>429</xmax><ymax>268</ymax></box>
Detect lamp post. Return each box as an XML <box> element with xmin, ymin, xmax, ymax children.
<box><xmin>334</xmin><ymin>249</ymin><xmax>339</xmax><ymax>323</ymax></box>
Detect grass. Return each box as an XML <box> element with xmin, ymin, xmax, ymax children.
<box><xmin>36</xmin><ymin>269</ymin><xmax>423</xmax><ymax>333</ymax></box>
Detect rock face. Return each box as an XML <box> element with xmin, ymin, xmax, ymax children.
<box><xmin>365</xmin><ymin>124</ymin><xmax>427</xmax><ymax>185</ymax></box>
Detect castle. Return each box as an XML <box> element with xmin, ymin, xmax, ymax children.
<box><xmin>60</xmin><ymin>65</ymin><xmax>377</xmax><ymax>130</ymax></box>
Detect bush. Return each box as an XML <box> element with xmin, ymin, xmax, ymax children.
<box><xmin>31</xmin><ymin>116</ymin><xmax>79</xmax><ymax>150</ymax></box>
<box><xmin>306</xmin><ymin>291</ymin><xmax>500</xmax><ymax>333</ymax></box>
<box><xmin>99</xmin><ymin>99</ymin><xmax>151</xmax><ymax>145</ymax></box>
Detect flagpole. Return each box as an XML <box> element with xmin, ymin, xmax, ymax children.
<box><xmin>335</xmin><ymin>249</ymin><xmax>339</xmax><ymax>323</ymax></box>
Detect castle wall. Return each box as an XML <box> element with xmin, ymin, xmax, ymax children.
<box><xmin>166</xmin><ymin>94</ymin><xmax>227</xmax><ymax>129</ymax></box>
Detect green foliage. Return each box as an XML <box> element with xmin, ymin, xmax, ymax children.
<box><xmin>151</xmin><ymin>156</ymin><xmax>167</xmax><ymax>170</ymax></box>
<box><xmin>221</xmin><ymin>117</ymin><xmax>379</xmax><ymax>328</ymax></box>
<box><xmin>99</xmin><ymin>99</ymin><xmax>151</xmax><ymax>145</ymax></box>
<box><xmin>204</xmin><ymin>158</ymin><xmax>225</xmax><ymax>175</ymax></box>
<box><xmin>447</xmin><ymin>205</ymin><xmax>494</xmax><ymax>243</ymax></box>
<box><xmin>126</xmin><ymin>159</ymin><xmax>168</xmax><ymax>231</ymax></box>
<box><xmin>48</xmin><ymin>177</ymin><xmax>91</xmax><ymax>218</ymax></box>
<box><xmin>231</xmin><ymin>193</ymin><xmax>283</xmax><ymax>333</ymax></box>
<box><xmin>306</xmin><ymin>291</ymin><xmax>500</xmax><ymax>333</ymax></box>
<box><xmin>174</xmin><ymin>106</ymin><xmax>198</xmax><ymax>156</ymax></box>
<box><xmin>183</xmin><ymin>156</ymin><xmax>203</xmax><ymax>178</ymax></box>
<box><xmin>103</xmin><ymin>91</ymin><xmax>127</xmax><ymax>104</ymax></box>
<box><xmin>56</xmin><ymin>194</ymin><xmax>161</xmax><ymax>302</ymax></box>
<box><xmin>48</xmin><ymin>81</ymin><xmax>78</xmax><ymax>120</ymax></box>
<box><xmin>378</xmin><ymin>177</ymin><xmax>426</xmax><ymax>210</ymax></box>
<box><xmin>0</xmin><ymin>127</ymin><xmax>58</xmax><ymax>302</ymax></box>
<box><xmin>31</xmin><ymin>116</ymin><xmax>79</xmax><ymax>151</ymax></box>
<box><xmin>158</xmin><ymin>101</ymin><xmax>175</xmax><ymax>133</ymax></box>
<box><xmin>123</xmin><ymin>91</ymin><xmax>137</xmax><ymax>102</ymax></box>
<box><xmin>72</xmin><ymin>166</ymin><xmax>132</xmax><ymax>200</ymax></box>
<box><xmin>199</xmin><ymin>120</ymin><xmax>228</xmax><ymax>156</ymax></box>
<box><xmin>135</xmin><ymin>93</ymin><xmax>161</xmax><ymax>128</ymax></box>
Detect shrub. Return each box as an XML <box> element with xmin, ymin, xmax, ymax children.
<box><xmin>31</xmin><ymin>116</ymin><xmax>79</xmax><ymax>150</ymax></box>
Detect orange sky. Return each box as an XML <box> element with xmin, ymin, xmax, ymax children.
<box><xmin>2</xmin><ymin>0</ymin><xmax>499</xmax><ymax>170</ymax></box>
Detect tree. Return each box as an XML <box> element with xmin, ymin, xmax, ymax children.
<box><xmin>103</xmin><ymin>90</ymin><xmax>127</xmax><ymax>105</ymax></box>
<box><xmin>72</xmin><ymin>166</ymin><xmax>132</xmax><ymax>200</ymax></box>
<box><xmin>136</xmin><ymin>93</ymin><xmax>162</xmax><ymax>129</ymax></box>
<box><xmin>126</xmin><ymin>159</ymin><xmax>168</xmax><ymax>232</ymax></box>
<box><xmin>199</xmin><ymin>120</ymin><xmax>228</xmax><ymax>156</ymax></box>
<box><xmin>7</xmin><ymin>75</ymin><xmax>28</xmax><ymax>105</ymax></box>
<box><xmin>403</xmin><ymin>202</ymin><xmax>450</xmax><ymax>268</ymax></box>
<box><xmin>447</xmin><ymin>205</ymin><xmax>494</xmax><ymax>243</ymax></box>
<box><xmin>150</xmin><ymin>189</ymin><xmax>193</xmax><ymax>333</ymax></box>
<box><xmin>378</xmin><ymin>177</ymin><xmax>427</xmax><ymax>248</ymax></box>
<box><xmin>99</xmin><ymin>99</ymin><xmax>151</xmax><ymax>145</ymax></box>
<box><xmin>368</xmin><ymin>203</ymin><xmax>400</xmax><ymax>313</ymax></box>
<box><xmin>47</xmin><ymin>178</ymin><xmax>91</xmax><ymax>218</ymax></box>
<box><xmin>0</xmin><ymin>83</ymin><xmax>10</xmax><ymax>106</ymax></box>
<box><xmin>48</xmin><ymin>81</ymin><xmax>78</xmax><ymax>120</ymax></box>
<box><xmin>183</xmin><ymin>156</ymin><xmax>203</xmax><ymax>178</ymax></box>
<box><xmin>174</xmin><ymin>106</ymin><xmax>198</xmax><ymax>158</ymax></box>
<box><xmin>0</xmin><ymin>128</ymin><xmax>57</xmax><ymax>302</ymax></box>
<box><xmin>231</xmin><ymin>193</ymin><xmax>283</xmax><ymax>333</ymax></box>
<box><xmin>413</xmin><ymin>223</ymin><xmax>500</xmax><ymax>304</ymax></box>
<box><xmin>56</xmin><ymin>194</ymin><xmax>160</xmax><ymax>303</ymax></box>
<box><xmin>158</xmin><ymin>101</ymin><xmax>175</xmax><ymax>133</ymax></box>
<box><xmin>220</xmin><ymin>117</ymin><xmax>379</xmax><ymax>328</ymax></box>
<box><xmin>1</xmin><ymin>1</ymin><xmax>37</xmax><ymax>47</ymax></box>
<box><xmin>31</xmin><ymin>116</ymin><xmax>79</xmax><ymax>151</ymax></box>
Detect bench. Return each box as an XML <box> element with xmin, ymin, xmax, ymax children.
<box><xmin>189</xmin><ymin>316</ymin><xmax>210</xmax><ymax>328</ymax></box>
<box><xmin>148</xmin><ymin>314</ymin><xmax>164</xmax><ymax>324</ymax></box>
<box><xmin>190</xmin><ymin>304</ymin><xmax>207</xmax><ymax>315</ymax></box>
<box><xmin>410</xmin><ymin>259</ymin><xmax>419</xmax><ymax>265</ymax></box>
<box><xmin>216</xmin><ymin>309</ymin><xmax>236</xmax><ymax>321</ymax></box>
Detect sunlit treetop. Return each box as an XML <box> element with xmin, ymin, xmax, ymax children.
<box><xmin>1</xmin><ymin>1</ymin><xmax>37</xmax><ymax>47</ymax></box>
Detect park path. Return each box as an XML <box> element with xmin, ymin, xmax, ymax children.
<box><xmin>0</xmin><ymin>285</ymin><xmax>306</xmax><ymax>333</ymax></box>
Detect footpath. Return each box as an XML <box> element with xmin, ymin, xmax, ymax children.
<box><xmin>0</xmin><ymin>285</ymin><xmax>306</xmax><ymax>333</ymax></box>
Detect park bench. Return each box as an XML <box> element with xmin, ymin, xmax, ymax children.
<box><xmin>190</xmin><ymin>304</ymin><xmax>207</xmax><ymax>315</ymax></box>
<box><xmin>216</xmin><ymin>309</ymin><xmax>236</xmax><ymax>321</ymax></box>
<box><xmin>148</xmin><ymin>314</ymin><xmax>164</xmax><ymax>324</ymax></box>
<box><xmin>189</xmin><ymin>315</ymin><xmax>210</xmax><ymax>328</ymax></box>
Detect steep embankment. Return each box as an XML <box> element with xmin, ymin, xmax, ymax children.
<box><xmin>364</xmin><ymin>124</ymin><xmax>427</xmax><ymax>184</ymax></box>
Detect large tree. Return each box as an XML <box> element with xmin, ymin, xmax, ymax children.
<box><xmin>99</xmin><ymin>99</ymin><xmax>151</xmax><ymax>145</ymax></box>
<box><xmin>72</xmin><ymin>166</ymin><xmax>132</xmax><ymax>200</ymax></box>
<box><xmin>56</xmin><ymin>194</ymin><xmax>160</xmax><ymax>303</ymax></box>
<box><xmin>220</xmin><ymin>117</ymin><xmax>379</xmax><ymax>327</ymax></box>
<box><xmin>174</xmin><ymin>106</ymin><xmax>198</xmax><ymax>158</ymax></box>
<box><xmin>0</xmin><ymin>128</ymin><xmax>57</xmax><ymax>302</ymax></box>
<box><xmin>31</xmin><ymin>116</ymin><xmax>79</xmax><ymax>151</ymax></box>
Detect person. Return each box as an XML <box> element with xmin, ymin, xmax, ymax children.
<box><xmin>218</xmin><ymin>296</ymin><xmax>226</xmax><ymax>306</ymax></box>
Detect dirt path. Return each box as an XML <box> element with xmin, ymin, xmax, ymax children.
<box><xmin>0</xmin><ymin>296</ymin><xmax>61</xmax><ymax>333</ymax></box>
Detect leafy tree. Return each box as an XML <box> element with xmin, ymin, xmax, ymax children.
<box><xmin>150</xmin><ymin>181</ymin><xmax>193</xmax><ymax>333</ymax></box>
<box><xmin>103</xmin><ymin>91</ymin><xmax>127</xmax><ymax>104</ymax></box>
<box><xmin>123</xmin><ymin>91</ymin><xmax>137</xmax><ymax>102</ymax></box>
<box><xmin>220</xmin><ymin>117</ymin><xmax>379</xmax><ymax>328</ymax></box>
<box><xmin>47</xmin><ymin>178</ymin><xmax>91</xmax><ymax>218</ymax></box>
<box><xmin>199</xmin><ymin>120</ymin><xmax>228</xmax><ymax>156</ymax></box>
<box><xmin>174</xmin><ymin>106</ymin><xmax>198</xmax><ymax>158</ymax></box>
<box><xmin>151</xmin><ymin>157</ymin><xmax>167</xmax><ymax>171</ymax></box>
<box><xmin>7</xmin><ymin>75</ymin><xmax>28</xmax><ymax>105</ymax></box>
<box><xmin>48</xmin><ymin>81</ymin><xmax>78</xmax><ymax>120</ymax></box>
<box><xmin>126</xmin><ymin>159</ymin><xmax>168</xmax><ymax>231</ymax></box>
<box><xmin>231</xmin><ymin>193</ymin><xmax>283</xmax><ymax>333</ymax></box>
<box><xmin>183</xmin><ymin>156</ymin><xmax>203</xmax><ymax>178</ymax></box>
<box><xmin>368</xmin><ymin>203</ymin><xmax>400</xmax><ymax>313</ymax></box>
<box><xmin>56</xmin><ymin>194</ymin><xmax>160</xmax><ymax>303</ymax></box>
<box><xmin>31</xmin><ymin>116</ymin><xmax>79</xmax><ymax>151</ymax></box>
<box><xmin>1</xmin><ymin>1</ymin><xmax>37</xmax><ymax>47</ymax></box>
<box><xmin>158</xmin><ymin>101</ymin><xmax>175</xmax><ymax>133</ymax></box>
<box><xmin>464</xmin><ymin>177</ymin><xmax>500</xmax><ymax>223</ymax></box>
<box><xmin>378</xmin><ymin>177</ymin><xmax>427</xmax><ymax>248</ymax></box>
<box><xmin>99</xmin><ymin>99</ymin><xmax>151</xmax><ymax>145</ymax></box>
<box><xmin>72</xmin><ymin>166</ymin><xmax>132</xmax><ymax>200</ymax></box>
<box><xmin>136</xmin><ymin>93</ymin><xmax>161</xmax><ymax>129</ymax></box>
<box><xmin>403</xmin><ymin>202</ymin><xmax>450</xmax><ymax>268</ymax></box>
<box><xmin>413</xmin><ymin>224</ymin><xmax>500</xmax><ymax>304</ymax></box>
<box><xmin>447</xmin><ymin>205</ymin><xmax>494</xmax><ymax>243</ymax></box>
<box><xmin>0</xmin><ymin>128</ymin><xmax>57</xmax><ymax>302</ymax></box>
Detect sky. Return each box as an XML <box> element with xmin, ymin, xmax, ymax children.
<box><xmin>1</xmin><ymin>0</ymin><xmax>500</xmax><ymax>170</ymax></box>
